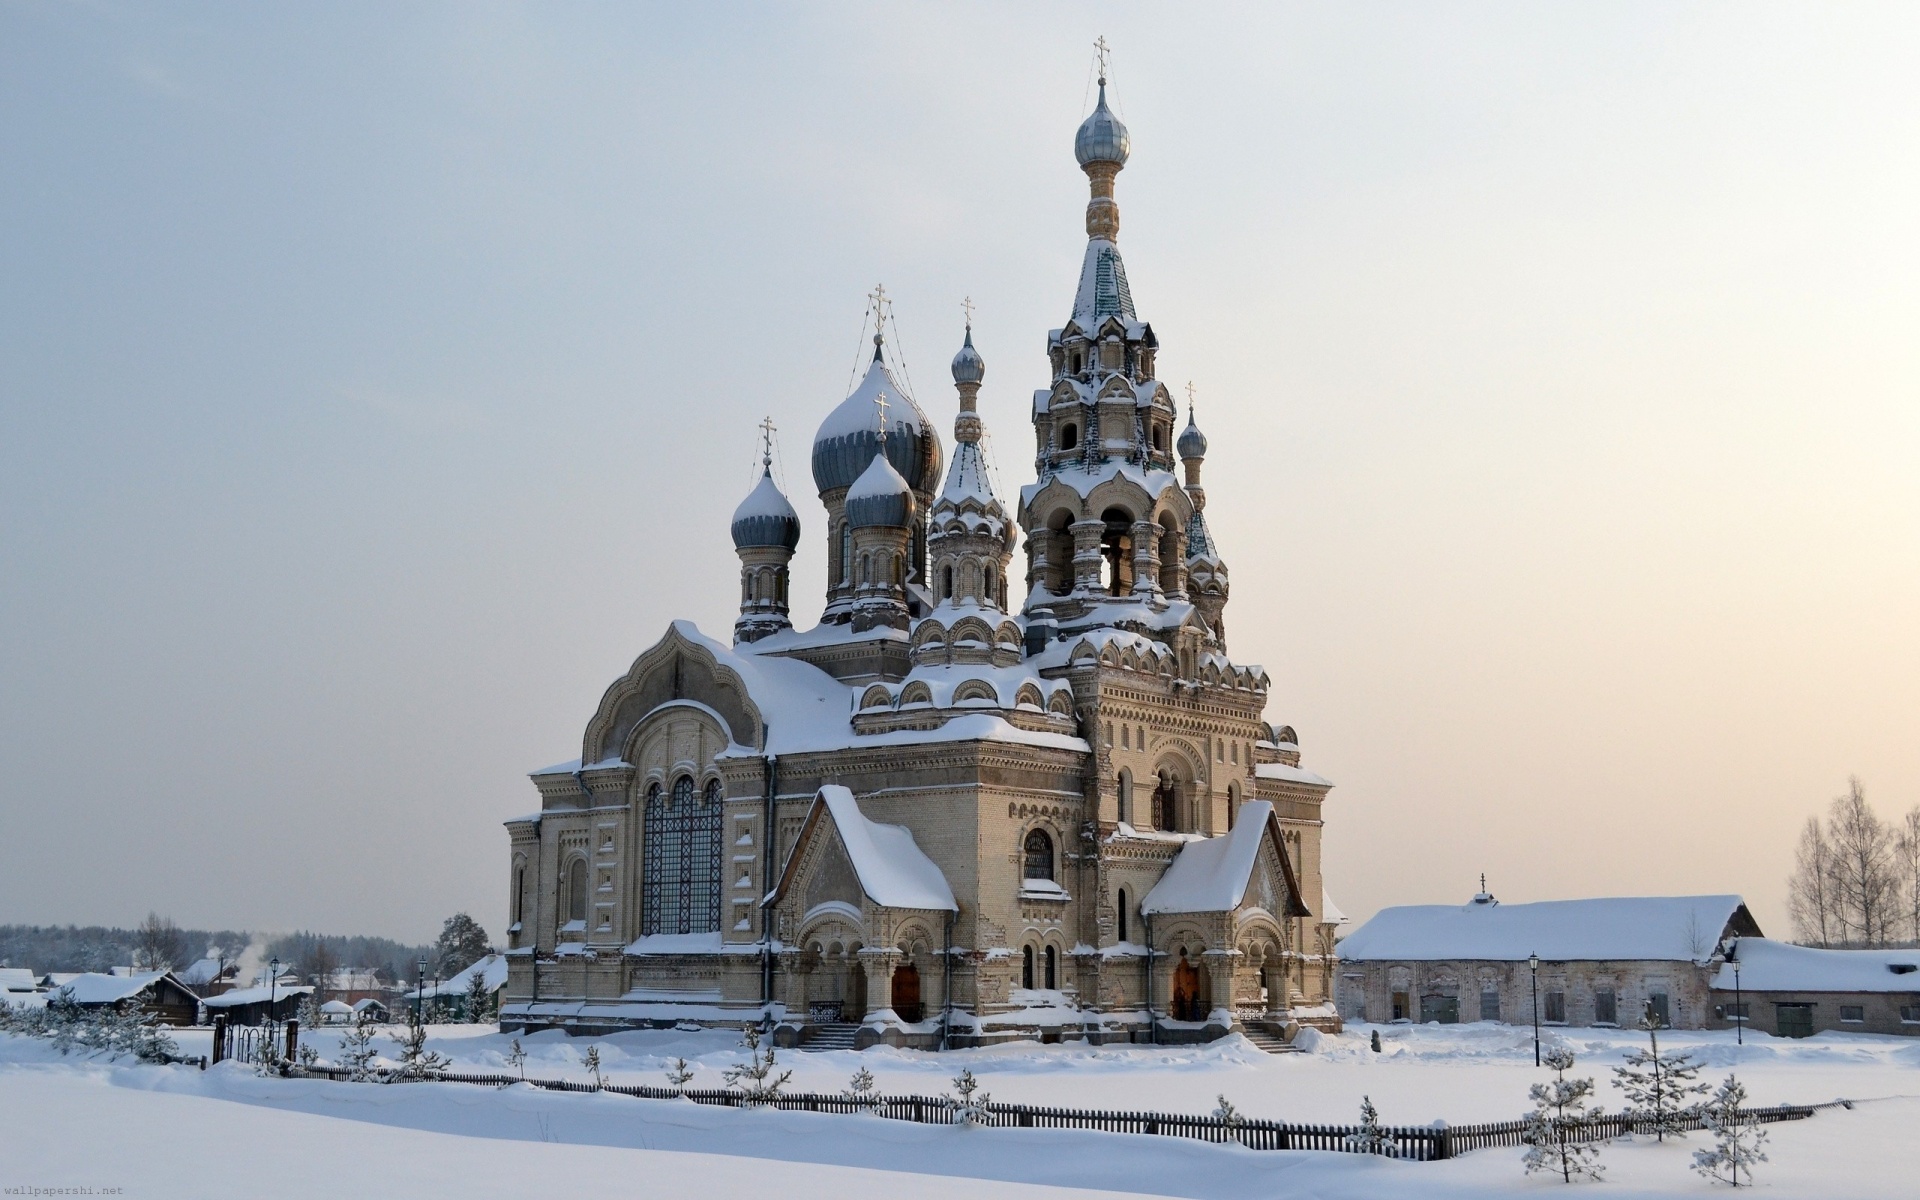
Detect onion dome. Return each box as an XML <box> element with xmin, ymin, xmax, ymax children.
<box><xmin>1177</xmin><ymin>410</ymin><xmax>1208</xmax><ymax>460</ymax></box>
<box><xmin>950</xmin><ymin>326</ymin><xmax>985</xmax><ymax>385</ymax></box>
<box><xmin>1074</xmin><ymin>80</ymin><xmax>1131</xmax><ymax>168</ymax></box>
<box><xmin>811</xmin><ymin>338</ymin><xmax>942</xmax><ymax>495</ymax></box>
<box><xmin>730</xmin><ymin>466</ymin><xmax>801</xmax><ymax>551</ymax></box>
<box><xmin>845</xmin><ymin>451</ymin><xmax>917</xmax><ymax>529</ymax></box>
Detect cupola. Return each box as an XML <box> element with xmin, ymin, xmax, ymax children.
<box><xmin>730</xmin><ymin>467</ymin><xmax>801</xmax><ymax>551</ymax></box>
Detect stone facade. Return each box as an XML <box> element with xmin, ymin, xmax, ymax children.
<box><xmin>1338</xmin><ymin>958</ymin><xmax>1717</xmax><ymax>1031</ymax></box>
<box><xmin>497</xmin><ymin>76</ymin><xmax>1342</xmax><ymax>1049</ymax></box>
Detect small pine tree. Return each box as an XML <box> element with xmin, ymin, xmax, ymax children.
<box><xmin>1613</xmin><ymin>998</ymin><xmax>1709</xmax><ymax>1141</ymax></box>
<box><xmin>1523</xmin><ymin>1046</ymin><xmax>1605</xmax><ymax>1183</ymax></box>
<box><xmin>1346</xmin><ymin>1095</ymin><xmax>1398</xmax><ymax>1156</ymax></box>
<box><xmin>722</xmin><ymin>1024</ymin><xmax>791</xmax><ymax>1104</ymax></box>
<box><xmin>387</xmin><ymin>1011</ymin><xmax>450</xmax><ymax>1080</ymax></box>
<box><xmin>1692</xmin><ymin>1075</ymin><xmax>1769</xmax><ymax>1188</ymax></box>
<box><xmin>666</xmin><ymin>1056</ymin><xmax>696</xmax><ymax>1092</ymax></box>
<box><xmin>253</xmin><ymin>1028</ymin><xmax>286</xmax><ymax>1077</ymax></box>
<box><xmin>583</xmin><ymin>1044</ymin><xmax>603</xmax><ymax>1088</ymax></box>
<box><xmin>465</xmin><ymin>967</ymin><xmax>493</xmax><ymax>1026</ymax></box>
<box><xmin>949</xmin><ymin>1069</ymin><xmax>992</xmax><ymax>1127</ymax></box>
<box><xmin>297</xmin><ymin>990</ymin><xmax>323</xmax><ymax>1035</ymax></box>
<box><xmin>505</xmin><ymin>1036</ymin><xmax>527</xmax><ymax>1082</ymax></box>
<box><xmin>46</xmin><ymin>992</ymin><xmax>84</xmax><ymax>1056</ymax></box>
<box><xmin>844</xmin><ymin>1065</ymin><xmax>875</xmax><ymax>1105</ymax></box>
<box><xmin>340</xmin><ymin>1013</ymin><xmax>380</xmax><ymax>1082</ymax></box>
<box><xmin>295</xmin><ymin>1042</ymin><xmax>320</xmax><ymax>1072</ymax></box>
<box><xmin>1212</xmin><ymin>1094</ymin><xmax>1246</xmax><ymax>1144</ymax></box>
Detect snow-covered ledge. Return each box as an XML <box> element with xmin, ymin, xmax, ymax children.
<box><xmin>1019</xmin><ymin>878</ymin><xmax>1071</xmax><ymax>902</ymax></box>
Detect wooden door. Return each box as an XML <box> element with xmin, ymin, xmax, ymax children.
<box><xmin>1172</xmin><ymin>958</ymin><xmax>1201</xmax><ymax>1021</ymax></box>
<box><xmin>892</xmin><ymin>964</ymin><xmax>922</xmax><ymax>1023</ymax></box>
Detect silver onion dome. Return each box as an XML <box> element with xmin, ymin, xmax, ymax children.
<box><xmin>844</xmin><ymin>451</ymin><xmax>917</xmax><ymax>529</ymax></box>
<box><xmin>730</xmin><ymin>466</ymin><xmax>801</xmax><ymax>551</ymax></box>
<box><xmin>1177</xmin><ymin>412</ymin><xmax>1208</xmax><ymax>460</ymax></box>
<box><xmin>1074</xmin><ymin>82</ymin><xmax>1131</xmax><ymax>168</ymax></box>
<box><xmin>950</xmin><ymin>326</ymin><xmax>985</xmax><ymax>385</ymax></box>
<box><xmin>811</xmin><ymin>339</ymin><xmax>942</xmax><ymax>496</ymax></box>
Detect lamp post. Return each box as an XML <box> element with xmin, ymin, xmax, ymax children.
<box><xmin>1528</xmin><ymin>952</ymin><xmax>1541</xmax><ymax>1067</ymax></box>
<box><xmin>267</xmin><ymin>956</ymin><xmax>280</xmax><ymax>1051</ymax></box>
<box><xmin>1733</xmin><ymin>957</ymin><xmax>1743</xmax><ymax>1046</ymax></box>
<box><xmin>416</xmin><ymin>957</ymin><xmax>428</xmax><ymax>1024</ymax></box>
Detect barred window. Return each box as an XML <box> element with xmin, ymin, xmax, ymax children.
<box><xmin>642</xmin><ymin>775</ymin><xmax>722</xmax><ymax>935</ymax></box>
<box><xmin>1023</xmin><ymin>829</ymin><xmax>1054</xmax><ymax>881</ymax></box>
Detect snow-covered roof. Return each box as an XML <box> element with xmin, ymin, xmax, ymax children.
<box><xmin>1715</xmin><ymin>939</ymin><xmax>1920</xmax><ymax>993</ymax></box>
<box><xmin>54</xmin><ymin>972</ymin><xmax>170</xmax><ymax>1005</ymax></box>
<box><xmin>770</xmin><ymin>785</ymin><xmax>957</xmax><ymax>911</ymax></box>
<box><xmin>352</xmin><ymin>997</ymin><xmax>388</xmax><ymax>1012</ymax></box>
<box><xmin>1141</xmin><ymin>802</ymin><xmax>1309</xmax><ymax>917</ymax></box>
<box><xmin>0</xmin><ymin>968</ymin><xmax>39</xmax><ymax>992</ymax></box>
<box><xmin>1322</xmin><ymin>889</ymin><xmax>1349</xmax><ymax>925</ymax></box>
<box><xmin>175</xmin><ymin>957</ymin><xmax>232</xmax><ymax>986</ymax></box>
<box><xmin>201</xmin><ymin>984</ymin><xmax>314</xmax><ymax>1008</ymax></box>
<box><xmin>1337</xmin><ymin>894</ymin><xmax>1757</xmax><ymax>964</ymax></box>
<box><xmin>320</xmin><ymin>1000</ymin><xmax>353</xmax><ymax>1014</ymax></box>
<box><xmin>421</xmin><ymin>953</ymin><xmax>510</xmax><ymax>999</ymax></box>
<box><xmin>1071</xmin><ymin>238</ymin><xmax>1136</xmax><ymax>326</ymax></box>
<box><xmin>1254</xmin><ymin>762</ymin><xmax>1334</xmax><ymax>789</ymax></box>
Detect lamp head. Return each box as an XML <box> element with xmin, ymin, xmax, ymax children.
<box><xmin>1528</xmin><ymin>953</ymin><xmax>1539</xmax><ymax>970</ymax></box>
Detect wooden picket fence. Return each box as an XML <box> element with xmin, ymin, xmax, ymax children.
<box><xmin>296</xmin><ymin>1064</ymin><xmax>1817</xmax><ymax>1161</ymax></box>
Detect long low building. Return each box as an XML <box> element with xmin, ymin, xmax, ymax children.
<box><xmin>1710</xmin><ymin>938</ymin><xmax>1920</xmax><ymax>1038</ymax></box>
<box><xmin>1335</xmin><ymin>891</ymin><xmax>1762</xmax><ymax>1030</ymax></box>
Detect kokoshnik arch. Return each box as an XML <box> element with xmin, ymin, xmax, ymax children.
<box><xmin>499</xmin><ymin>72</ymin><xmax>1345</xmax><ymax>1048</ymax></box>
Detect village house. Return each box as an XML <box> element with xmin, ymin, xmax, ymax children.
<box><xmin>53</xmin><ymin>971</ymin><xmax>200</xmax><ymax>1027</ymax></box>
<box><xmin>1335</xmin><ymin>890</ymin><xmax>1762</xmax><ymax>1030</ymax></box>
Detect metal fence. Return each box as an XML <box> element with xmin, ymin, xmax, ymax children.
<box><xmin>294</xmin><ymin>1065</ymin><xmax>1817</xmax><ymax>1162</ymax></box>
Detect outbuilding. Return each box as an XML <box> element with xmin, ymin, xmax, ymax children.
<box><xmin>53</xmin><ymin>971</ymin><xmax>200</xmax><ymax>1026</ymax></box>
<box><xmin>1711</xmin><ymin>938</ymin><xmax>1920</xmax><ymax>1038</ymax></box>
<box><xmin>200</xmin><ymin>984</ymin><xmax>312</xmax><ymax>1027</ymax></box>
<box><xmin>1335</xmin><ymin>891</ymin><xmax>1762</xmax><ymax>1030</ymax></box>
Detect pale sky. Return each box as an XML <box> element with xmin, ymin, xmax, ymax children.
<box><xmin>3</xmin><ymin>3</ymin><xmax>1916</xmax><ymax>945</ymax></box>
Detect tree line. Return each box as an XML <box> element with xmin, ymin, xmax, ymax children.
<box><xmin>0</xmin><ymin>916</ymin><xmax>483</xmax><ymax>981</ymax></box>
<box><xmin>1787</xmin><ymin>777</ymin><xmax>1920</xmax><ymax>948</ymax></box>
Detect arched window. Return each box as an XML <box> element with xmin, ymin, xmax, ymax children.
<box><xmin>941</xmin><ymin>563</ymin><xmax>953</xmax><ymax>600</ymax></box>
<box><xmin>1021</xmin><ymin>945</ymin><xmax>1035</xmax><ymax>990</ymax></box>
<box><xmin>839</xmin><ymin>522</ymin><xmax>851</xmax><ymax>584</ymax></box>
<box><xmin>1116</xmin><ymin>770</ymin><xmax>1132</xmax><ymax>824</ymax></box>
<box><xmin>1099</xmin><ymin>507</ymin><xmax>1134</xmax><ymax>595</ymax></box>
<box><xmin>642</xmin><ymin>774</ymin><xmax>722</xmax><ymax>936</ymax></box>
<box><xmin>1023</xmin><ymin>829</ymin><xmax>1053</xmax><ymax>881</ymax></box>
<box><xmin>1117</xmin><ymin>888</ymin><xmax>1129</xmax><ymax>943</ymax></box>
<box><xmin>860</xmin><ymin>553</ymin><xmax>871</xmax><ymax>586</ymax></box>
<box><xmin>1153</xmin><ymin>772</ymin><xmax>1177</xmax><ymax>832</ymax></box>
<box><xmin>1045</xmin><ymin>945</ymin><xmax>1058</xmax><ymax>990</ymax></box>
<box><xmin>1060</xmin><ymin>422</ymin><xmax>1079</xmax><ymax>451</ymax></box>
<box><xmin>565</xmin><ymin>859</ymin><xmax>587</xmax><ymax>925</ymax></box>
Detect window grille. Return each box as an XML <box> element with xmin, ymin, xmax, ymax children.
<box><xmin>642</xmin><ymin>776</ymin><xmax>721</xmax><ymax>935</ymax></box>
<box><xmin>1023</xmin><ymin>829</ymin><xmax>1054</xmax><ymax>881</ymax></box>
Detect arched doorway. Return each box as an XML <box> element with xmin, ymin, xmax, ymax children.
<box><xmin>845</xmin><ymin>947</ymin><xmax>867</xmax><ymax>1020</ymax></box>
<box><xmin>1171</xmin><ymin>950</ymin><xmax>1203</xmax><ymax>1022</ymax></box>
<box><xmin>892</xmin><ymin>963</ymin><xmax>922</xmax><ymax>1023</ymax></box>
<box><xmin>1152</xmin><ymin>771</ymin><xmax>1178</xmax><ymax>832</ymax></box>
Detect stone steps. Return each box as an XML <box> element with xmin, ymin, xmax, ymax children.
<box><xmin>1241</xmin><ymin>1025</ymin><xmax>1298</xmax><ymax>1054</ymax></box>
<box><xmin>801</xmin><ymin>1023</ymin><xmax>861</xmax><ymax>1052</ymax></box>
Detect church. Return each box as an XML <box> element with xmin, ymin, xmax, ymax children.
<box><xmin>498</xmin><ymin>74</ymin><xmax>1344</xmax><ymax>1049</ymax></box>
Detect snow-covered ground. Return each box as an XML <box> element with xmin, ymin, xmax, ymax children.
<box><xmin>3</xmin><ymin>1022</ymin><xmax>1916</xmax><ymax>1198</ymax></box>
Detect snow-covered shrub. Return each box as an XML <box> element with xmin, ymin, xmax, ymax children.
<box><xmin>583</xmin><ymin>1044</ymin><xmax>603</xmax><ymax>1088</ymax></box>
<box><xmin>949</xmin><ymin>1069</ymin><xmax>991</xmax><ymax>1127</ymax></box>
<box><xmin>722</xmin><ymin>1024</ymin><xmax>790</xmax><ymax>1104</ymax></box>
<box><xmin>844</xmin><ymin>1065</ymin><xmax>875</xmax><ymax>1106</ymax></box>
<box><xmin>1692</xmin><ymin>1075</ymin><xmax>1769</xmax><ymax>1188</ymax></box>
<box><xmin>1612</xmin><ymin>1000</ymin><xmax>1709</xmax><ymax>1141</ymax></box>
<box><xmin>504</xmin><ymin>1036</ymin><xmax>527</xmax><ymax>1082</ymax></box>
<box><xmin>1345</xmin><ymin>1095</ymin><xmax>1398</xmax><ymax>1156</ymax></box>
<box><xmin>1523</xmin><ymin>1046</ymin><xmax>1605</xmax><ymax>1182</ymax></box>
<box><xmin>253</xmin><ymin>1030</ymin><xmax>286</xmax><ymax>1077</ymax></box>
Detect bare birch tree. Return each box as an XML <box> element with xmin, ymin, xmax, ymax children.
<box><xmin>1790</xmin><ymin>779</ymin><xmax>1904</xmax><ymax>948</ymax></box>
<box><xmin>1896</xmin><ymin>807</ymin><xmax>1920</xmax><ymax>946</ymax></box>
<box><xmin>1787</xmin><ymin>816</ymin><xmax>1838</xmax><ymax>948</ymax></box>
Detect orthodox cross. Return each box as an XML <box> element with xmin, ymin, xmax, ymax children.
<box><xmin>873</xmin><ymin>389</ymin><xmax>891</xmax><ymax>447</ymax></box>
<box><xmin>962</xmin><ymin>294</ymin><xmax>975</xmax><ymax>331</ymax></box>
<box><xmin>1094</xmin><ymin>35</ymin><xmax>1111</xmax><ymax>86</ymax></box>
<box><xmin>1185</xmin><ymin>380</ymin><xmax>1197</xmax><ymax>419</ymax></box>
<box><xmin>870</xmin><ymin>282</ymin><xmax>891</xmax><ymax>344</ymax></box>
<box><xmin>1480</xmin><ymin>872</ymin><xmax>1488</xmax><ymax>893</ymax></box>
<box><xmin>758</xmin><ymin>415</ymin><xmax>777</xmax><ymax>469</ymax></box>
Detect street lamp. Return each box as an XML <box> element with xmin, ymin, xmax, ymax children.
<box><xmin>416</xmin><ymin>957</ymin><xmax>428</xmax><ymax>1023</ymax></box>
<box><xmin>267</xmin><ymin>956</ymin><xmax>280</xmax><ymax>1049</ymax></box>
<box><xmin>1733</xmin><ymin>956</ymin><xmax>1743</xmax><ymax>1046</ymax></box>
<box><xmin>1528</xmin><ymin>952</ymin><xmax>1541</xmax><ymax>1067</ymax></box>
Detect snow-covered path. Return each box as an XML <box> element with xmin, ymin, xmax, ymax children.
<box><xmin>4</xmin><ymin>1026</ymin><xmax>1918</xmax><ymax>1198</ymax></box>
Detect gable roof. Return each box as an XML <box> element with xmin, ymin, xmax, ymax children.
<box><xmin>766</xmin><ymin>785</ymin><xmax>957</xmax><ymax>912</ymax></box>
<box><xmin>1714</xmin><ymin>938</ymin><xmax>1920</xmax><ymax>993</ymax></box>
<box><xmin>0</xmin><ymin>968</ymin><xmax>39</xmax><ymax>992</ymax></box>
<box><xmin>1338</xmin><ymin>894</ymin><xmax>1760</xmax><ymax>963</ymax></box>
<box><xmin>201</xmin><ymin>984</ymin><xmax>314</xmax><ymax>1008</ymax></box>
<box><xmin>420</xmin><ymin>953</ymin><xmax>509</xmax><ymax>999</ymax></box>
<box><xmin>1141</xmin><ymin>801</ymin><xmax>1312</xmax><ymax>917</ymax></box>
<box><xmin>54</xmin><ymin>971</ymin><xmax>171</xmax><ymax>1005</ymax></box>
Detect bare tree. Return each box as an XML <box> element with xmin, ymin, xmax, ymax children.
<box><xmin>133</xmin><ymin>913</ymin><xmax>185</xmax><ymax>971</ymax></box>
<box><xmin>302</xmin><ymin>941</ymin><xmax>341</xmax><ymax>1001</ymax></box>
<box><xmin>1897</xmin><ymin>807</ymin><xmax>1920</xmax><ymax>947</ymax></box>
<box><xmin>1787</xmin><ymin>816</ymin><xmax>1838</xmax><ymax>948</ymax></box>
<box><xmin>1829</xmin><ymin>778</ymin><xmax>1896</xmax><ymax>946</ymax></box>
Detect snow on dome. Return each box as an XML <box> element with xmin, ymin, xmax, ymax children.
<box><xmin>1074</xmin><ymin>81</ymin><xmax>1131</xmax><ymax>167</ymax></box>
<box><xmin>1177</xmin><ymin>412</ymin><xmax>1207</xmax><ymax>459</ymax></box>
<box><xmin>950</xmin><ymin>326</ymin><xmax>985</xmax><ymax>385</ymax></box>
<box><xmin>1337</xmin><ymin>894</ymin><xmax>1758</xmax><ymax>964</ymax></box>
<box><xmin>730</xmin><ymin>467</ymin><xmax>801</xmax><ymax>550</ymax></box>
<box><xmin>811</xmin><ymin>349</ymin><xmax>941</xmax><ymax>496</ymax></box>
<box><xmin>845</xmin><ymin>451</ymin><xmax>917</xmax><ymax>529</ymax></box>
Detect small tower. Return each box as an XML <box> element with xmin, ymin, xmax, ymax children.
<box><xmin>844</xmin><ymin>405</ymin><xmax>918</xmax><ymax>633</ymax></box>
<box><xmin>927</xmin><ymin>312</ymin><xmax>1015</xmax><ymax>611</ymax></box>
<box><xmin>1179</xmin><ymin>392</ymin><xmax>1229</xmax><ymax>646</ymax></box>
<box><xmin>731</xmin><ymin>421</ymin><xmax>802</xmax><ymax>644</ymax></box>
